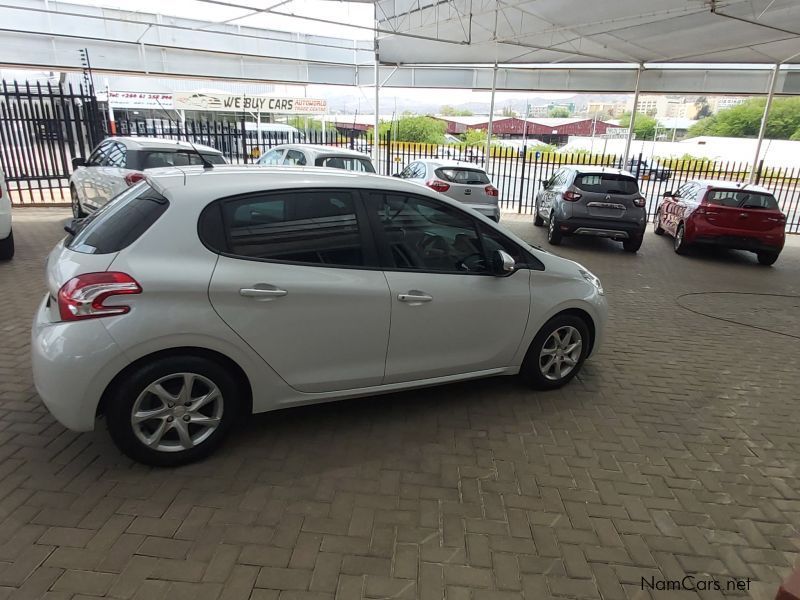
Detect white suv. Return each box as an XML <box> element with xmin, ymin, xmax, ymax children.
<box><xmin>0</xmin><ymin>168</ymin><xmax>13</xmax><ymax>260</ymax></box>
<box><xmin>33</xmin><ymin>166</ymin><xmax>607</xmax><ymax>466</ymax></box>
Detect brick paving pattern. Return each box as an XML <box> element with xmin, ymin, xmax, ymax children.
<box><xmin>1</xmin><ymin>207</ymin><xmax>799</xmax><ymax>599</ymax></box>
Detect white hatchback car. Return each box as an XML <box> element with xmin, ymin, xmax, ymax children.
<box><xmin>33</xmin><ymin>166</ymin><xmax>607</xmax><ymax>466</ymax></box>
<box><xmin>257</xmin><ymin>144</ymin><xmax>375</xmax><ymax>173</ymax></box>
<box><xmin>395</xmin><ymin>159</ymin><xmax>500</xmax><ymax>221</ymax></box>
<box><xmin>0</xmin><ymin>167</ymin><xmax>13</xmax><ymax>260</ymax></box>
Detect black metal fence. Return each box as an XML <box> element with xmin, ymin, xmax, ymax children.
<box><xmin>2</xmin><ymin>84</ymin><xmax>799</xmax><ymax>234</ymax></box>
<box><xmin>0</xmin><ymin>81</ymin><xmax>103</xmax><ymax>204</ymax></box>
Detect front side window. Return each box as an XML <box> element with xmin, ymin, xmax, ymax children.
<box><xmin>258</xmin><ymin>149</ymin><xmax>285</xmax><ymax>165</ymax></box>
<box><xmin>207</xmin><ymin>190</ymin><xmax>366</xmax><ymax>267</ymax></box>
<box><xmin>369</xmin><ymin>193</ymin><xmax>489</xmax><ymax>273</ymax></box>
<box><xmin>87</xmin><ymin>142</ymin><xmax>112</xmax><ymax>167</ymax></box>
<box><xmin>105</xmin><ymin>143</ymin><xmax>127</xmax><ymax>168</ymax></box>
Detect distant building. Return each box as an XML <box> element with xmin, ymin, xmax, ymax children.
<box><xmin>708</xmin><ymin>96</ymin><xmax>746</xmax><ymax>112</ymax></box>
<box><xmin>435</xmin><ymin>116</ymin><xmax>622</xmax><ymax>145</ymax></box>
<box><xmin>585</xmin><ymin>101</ymin><xmax>626</xmax><ymax>118</ymax></box>
<box><xmin>628</xmin><ymin>95</ymin><xmax>700</xmax><ymax>119</ymax></box>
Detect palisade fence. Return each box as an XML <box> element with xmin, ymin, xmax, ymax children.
<box><xmin>1</xmin><ymin>80</ymin><xmax>799</xmax><ymax>233</ymax></box>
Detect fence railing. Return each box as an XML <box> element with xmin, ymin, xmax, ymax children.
<box><xmin>2</xmin><ymin>100</ymin><xmax>799</xmax><ymax>234</ymax></box>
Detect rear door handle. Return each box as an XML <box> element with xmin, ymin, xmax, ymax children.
<box><xmin>240</xmin><ymin>285</ymin><xmax>288</xmax><ymax>300</ymax></box>
<box><xmin>398</xmin><ymin>291</ymin><xmax>433</xmax><ymax>304</ymax></box>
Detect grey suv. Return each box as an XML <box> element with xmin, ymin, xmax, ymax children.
<box><xmin>534</xmin><ymin>166</ymin><xmax>647</xmax><ymax>253</ymax></box>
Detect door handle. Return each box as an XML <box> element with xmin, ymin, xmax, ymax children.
<box><xmin>239</xmin><ymin>286</ymin><xmax>288</xmax><ymax>300</ymax></box>
<box><xmin>398</xmin><ymin>291</ymin><xmax>433</xmax><ymax>304</ymax></box>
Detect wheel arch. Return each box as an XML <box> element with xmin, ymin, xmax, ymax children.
<box><xmin>97</xmin><ymin>346</ymin><xmax>253</xmax><ymax>418</ymax></box>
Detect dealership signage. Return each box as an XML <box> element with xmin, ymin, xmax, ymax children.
<box><xmin>173</xmin><ymin>92</ymin><xmax>327</xmax><ymax>114</ymax></box>
<box><xmin>96</xmin><ymin>91</ymin><xmax>174</xmax><ymax>110</ymax></box>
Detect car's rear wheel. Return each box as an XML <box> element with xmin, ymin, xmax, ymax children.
<box><xmin>547</xmin><ymin>212</ymin><xmax>562</xmax><ymax>245</ymax></box>
<box><xmin>71</xmin><ymin>186</ymin><xmax>86</xmax><ymax>219</ymax></box>
<box><xmin>756</xmin><ymin>251</ymin><xmax>779</xmax><ymax>266</ymax></box>
<box><xmin>622</xmin><ymin>235</ymin><xmax>642</xmax><ymax>253</ymax></box>
<box><xmin>105</xmin><ymin>355</ymin><xmax>242</xmax><ymax>466</ymax></box>
<box><xmin>0</xmin><ymin>230</ymin><xmax>14</xmax><ymax>260</ymax></box>
<box><xmin>520</xmin><ymin>314</ymin><xmax>590</xmax><ymax>390</ymax></box>
<box><xmin>654</xmin><ymin>211</ymin><xmax>665</xmax><ymax>235</ymax></box>
<box><xmin>673</xmin><ymin>223</ymin><xmax>689</xmax><ymax>255</ymax></box>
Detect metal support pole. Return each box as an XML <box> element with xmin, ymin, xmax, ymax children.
<box><xmin>623</xmin><ymin>65</ymin><xmax>643</xmax><ymax>163</ymax></box>
<box><xmin>749</xmin><ymin>64</ymin><xmax>780</xmax><ymax>183</ymax></box>
<box><xmin>484</xmin><ymin>63</ymin><xmax>498</xmax><ymax>171</ymax></box>
<box><xmin>373</xmin><ymin>32</ymin><xmax>380</xmax><ymax>169</ymax></box>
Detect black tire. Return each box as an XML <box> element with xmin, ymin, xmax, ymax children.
<box><xmin>533</xmin><ymin>203</ymin><xmax>544</xmax><ymax>226</ymax></box>
<box><xmin>757</xmin><ymin>251</ymin><xmax>779</xmax><ymax>266</ymax></box>
<box><xmin>622</xmin><ymin>235</ymin><xmax>643</xmax><ymax>253</ymax></box>
<box><xmin>71</xmin><ymin>186</ymin><xmax>86</xmax><ymax>219</ymax></box>
<box><xmin>654</xmin><ymin>211</ymin><xmax>665</xmax><ymax>235</ymax></box>
<box><xmin>673</xmin><ymin>223</ymin><xmax>689</xmax><ymax>255</ymax></box>
<box><xmin>0</xmin><ymin>230</ymin><xmax>14</xmax><ymax>260</ymax></box>
<box><xmin>547</xmin><ymin>212</ymin><xmax>563</xmax><ymax>245</ymax></box>
<box><xmin>105</xmin><ymin>355</ymin><xmax>243</xmax><ymax>467</ymax></box>
<box><xmin>520</xmin><ymin>314</ymin><xmax>590</xmax><ymax>390</ymax></box>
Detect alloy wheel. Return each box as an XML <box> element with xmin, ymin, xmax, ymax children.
<box><xmin>539</xmin><ymin>326</ymin><xmax>582</xmax><ymax>381</ymax></box>
<box><xmin>130</xmin><ymin>372</ymin><xmax>224</xmax><ymax>452</ymax></box>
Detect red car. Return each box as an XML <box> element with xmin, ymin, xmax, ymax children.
<box><xmin>654</xmin><ymin>180</ymin><xmax>786</xmax><ymax>265</ymax></box>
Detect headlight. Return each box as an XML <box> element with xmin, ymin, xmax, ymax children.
<box><xmin>579</xmin><ymin>268</ymin><xmax>604</xmax><ymax>296</ymax></box>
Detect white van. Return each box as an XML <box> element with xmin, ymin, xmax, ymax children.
<box><xmin>245</xmin><ymin>123</ymin><xmax>305</xmax><ymax>149</ymax></box>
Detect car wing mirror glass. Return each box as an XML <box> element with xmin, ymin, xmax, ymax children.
<box><xmin>71</xmin><ymin>157</ymin><xmax>86</xmax><ymax>169</ymax></box>
<box><xmin>492</xmin><ymin>250</ymin><xmax>516</xmax><ymax>276</ymax></box>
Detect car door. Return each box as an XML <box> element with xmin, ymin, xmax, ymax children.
<box><xmin>101</xmin><ymin>142</ymin><xmax>132</xmax><ymax>208</ymax></box>
<box><xmin>667</xmin><ymin>183</ymin><xmax>698</xmax><ymax>234</ymax></box>
<box><xmin>539</xmin><ymin>169</ymin><xmax>564</xmax><ymax>218</ymax></box>
<box><xmin>365</xmin><ymin>191</ymin><xmax>531</xmax><ymax>383</ymax></box>
<box><xmin>77</xmin><ymin>141</ymin><xmax>114</xmax><ymax>212</ymax></box>
<box><xmin>206</xmin><ymin>188</ymin><xmax>391</xmax><ymax>393</ymax></box>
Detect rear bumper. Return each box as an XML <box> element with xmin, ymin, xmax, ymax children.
<box><xmin>692</xmin><ymin>234</ymin><xmax>784</xmax><ymax>253</ymax></box>
<box><xmin>31</xmin><ymin>294</ymin><xmax>124</xmax><ymax>431</ymax></box>
<box><xmin>688</xmin><ymin>220</ymin><xmax>785</xmax><ymax>253</ymax></box>
<box><xmin>465</xmin><ymin>203</ymin><xmax>501</xmax><ymax>221</ymax></box>
<box><xmin>558</xmin><ymin>217</ymin><xmax>646</xmax><ymax>240</ymax></box>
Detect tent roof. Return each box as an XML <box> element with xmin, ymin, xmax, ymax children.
<box><xmin>375</xmin><ymin>0</ymin><xmax>800</xmax><ymax>66</ymax></box>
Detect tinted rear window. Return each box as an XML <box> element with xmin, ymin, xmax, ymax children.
<box><xmin>67</xmin><ymin>183</ymin><xmax>169</xmax><ymax>254</ymax></box>
<box><xmin>434</xmin><ymin>168</ymin><xmax>490</xmax><ymax>185</ymax></box>
<box><xmin>707</xmin><ymin>190</ymin><xmax>779</xmax><ymax>210</ymax></box>
<box><xmin>142</xmin><ymin>151</ymin><xmax>225</xmax><ymax>169</ymax></box>
<box><xmin>315</xmin><ymin>156</ymin><xmax>376</xmax><ymax>173</ymax></box>
<box><xmin>574</xmin><ymin>173</ymin><xmax>639</xmax><ymax>195</ymax></box>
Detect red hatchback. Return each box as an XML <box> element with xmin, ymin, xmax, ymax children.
<box><xmin>655</xmin><ymin>180</ymin><xmax>786</xmax><ymax>265</ymax></box>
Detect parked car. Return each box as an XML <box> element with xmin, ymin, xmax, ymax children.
<box><xmin>626</xmin><ymin>157</ymin><xmax>671</xmax><ymax>181</ymax></box>
<box><xmin>69</xmin><ymin>137</ymin><xmax>226</xmax><ymax>218</ymax></box>
<box><xmin>654</xmin><ymin>180</ymin><xmax>786</xmax><ymax>265</ymax></box>
<box><xmin>33</xmin><ymin>166</ymin><xmax>607</xmax><ymax>466</ymax></box>
<box><xmin>0</xmin><ymin>167</ymin><xmax>13</xmax><ymax>260</ymax></box>
<box><xmin>534</xmin><ymin>166</ymin><xmax>647</xmax><ymax>252</ymax></box>
<box><xmin>257</xmin><ymin>144</ymin><xmax>375</xmax><ymax>172</ymax></box>
<box><xmin>435</xmin><ymin>145</ymin><xmax>485</xmax><ymax>163</ymax></box>
<box><xmin>394</xmin><ymin>159</ymin><xmax>500</xmax><ymax>221</ymax></box>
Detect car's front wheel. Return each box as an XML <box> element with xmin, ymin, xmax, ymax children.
<box><xmin>673</xmin><ymin>223</ymin><xmax>689</xmax><ymax>255</ymax></box>
<box><xmin>71</xmin><ymin>186</ymin><xmax>86</xmax><ymax>219</ymax></box>
<box><xmin>533</xmin><ymin>202</ymin><xmax>544</xmax><ymax>226</ymax></box>
<box><xmin>520</xmin><ymin>314</ymin><xmax>590</xmax><ymax>390</ymax></box>
<box><xmin>654</xmin><ymin>211</ymin><xmax>665</xmax><ymax>235</ymax></box>
<box><xmin>0</xmin><ymin>230</ymin><xmax>14</xmax><ymax>260</ymax></box>
<box><xmin>105</xmin><ymin>355</ymin><xmax>243</xmax><ymax>466</ymax></box>
<box><xmin>547</xmin><ymin>212</ymin><xmax>563</xmax><ymax>245</ymax></box>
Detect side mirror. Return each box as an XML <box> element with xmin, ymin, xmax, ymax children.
<box><xmin>539</xmin><ymin>179</ymin><xmax>549</xmax><ymax>187</ymax></box>
<box><xmin>72</xmin><ymin>157</ymin><xmax>86</xmax><ymax>169</ymax></box>
<box><xmin>663</xmin><ymin>190</ymin><xmax>673</xmax><ymax>198</ymax></box>
<box><xmin>392</xmin><ymin>173</ymin><xmax>401</xmax><ymax>178</ymax></box>
<box><xmin>492</xmin><ymin>250</ymin><xmax>516</xmax><ymax>276</ymax></box>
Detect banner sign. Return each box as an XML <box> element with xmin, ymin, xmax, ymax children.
<box><xmin>97</xmin><ymin>91</ymin><xmax>174</xmax><ymax>110</ymax></box>
<box><xmin>173</xmin><ymin>92</ymin><xmax>327</xmax><ymax>114</ymax></box>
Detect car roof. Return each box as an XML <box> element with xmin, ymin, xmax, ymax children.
<box><xmin>110</xmin><ymin>137</ymin><xmax>222</xmax><ymax>154</ymax></box>
<box><xmin>268</xmin><ymin>144</ymin><xmax>372</xmax><ymax>159</ymax></box>
<box><xmin>146</xmin><ymin>165</ymin><xmax>446</xmax><ymax>199</ymax></box>
<box><xmin>687</xmin><ymin>179</ymin><xmax>773</xmax><ymax>194</ymax></box>
<box><xmin>565</xmin><ymin>165</ymin><xmax>636</xmax><ymax>177</ymax></box>
<box><xmin>414</xmin><ymin>159</ymin><xmax>488</xmax><ymax>172</ymax></box>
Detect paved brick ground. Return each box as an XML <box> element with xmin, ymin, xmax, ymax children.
<box><xmin>1</xmin><ymin>207</ymin><xmax>799</xmax><ymax>600</ymax></box>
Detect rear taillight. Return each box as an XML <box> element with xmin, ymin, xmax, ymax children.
<box><xmin>58</xmin><ymin>272</ymin><xmax>142</xmax><ymax>321</ymax></box>
<box><xmin>425</xmin><ymin>179</ymin><xmax>450</xmax><ymax>193</ymax></box>
<box><xmin>633</xmin><ymin>196</ymin><xmax>646</xmax><ymax>208</ymax></box>
<box><xmin>124</xmin><ymin>172</ymin><xmax>146</xmax><ymax>186</ymax></box>
<box><xmin>485</xmin><ymin>185</ymin><xmax>499</xmax><ymax>198</ymax></box>
<box><xmin>562</xmin><ymin>191</ymin><xmax>582</xmax><ymax>201</ymax></box>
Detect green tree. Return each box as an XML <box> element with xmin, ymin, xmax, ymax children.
<box><xmin>460</xmin><ymin>129</ymin><xmax>486</xmax><ymax>146</ymax></box>
<box><xmin>687</xmin><ymin>97</ymin><xmax>800</xmax><ymax>140</ymax></box>
<box><xmin>548</xmin><ymin>106</ymin><xmax>571</xmax><ymax>118</ymax></box>
<box><xmin>378</xmin><ymin>116</ymin><xmax>446</xmax><ymax>144</ymax></box>
<box><xmin>441</xmin><ymin>105</ymin><xmax>473</xmax><ymax>116</ymax></box>
<box><xmin>502</xmin><ymin>106</ymin><xmax>517</xmax><ymax>117</ymax></box>
<box><xmin>619</xmin><ymin>111</ymin><xmax>658</xmax><ymax>140</ymax></box>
